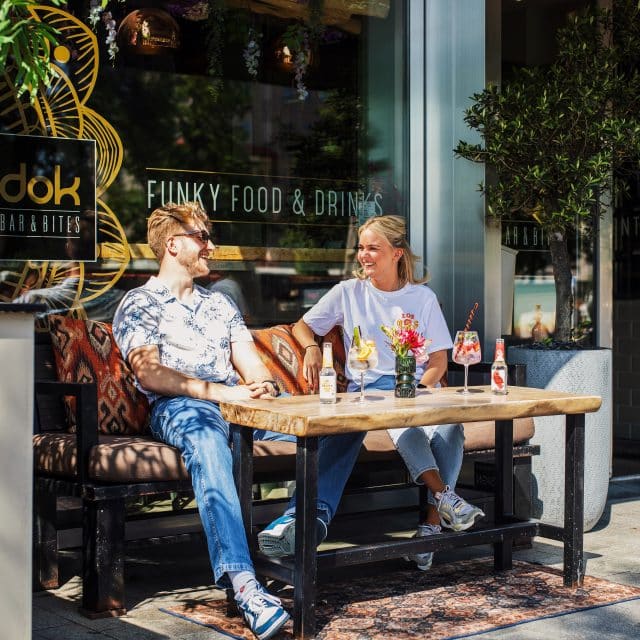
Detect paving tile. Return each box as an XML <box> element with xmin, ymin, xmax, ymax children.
<box><xmin>98</xmin><ymin>614</ymin><xmax>201</xmax><ymax>640</ymax></box>
<box><xmin>32</xmin><ymin>604</ymin><xmax>69</xmax><ymax>631</ymax></box>
<box><xmin>35</xmin><ymin>621</ymin><xmax>114</xmax><ymax>640</ymax></box>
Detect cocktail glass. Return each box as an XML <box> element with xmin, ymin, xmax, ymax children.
<box><xmin>348</xmin><ymin>339</ymin><xmax>379</xmax><ymax>402</ymax></box>
<box><xmin>452</xmin><ymin>330</ymin><xmax>482</xmax><ymax>394</ymax></box>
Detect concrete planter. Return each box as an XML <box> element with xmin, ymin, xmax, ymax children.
<box><xmin>508</xmin><ymin>346</ymin><xmax>611</xmax><ymax>531</ymax></box>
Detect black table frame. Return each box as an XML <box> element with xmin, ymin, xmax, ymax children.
<box><xmin>231</xmin><ymin>413</ymin><xmax>585</xmax><ymax>639</ymax></box>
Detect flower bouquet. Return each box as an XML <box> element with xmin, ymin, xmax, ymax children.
<box><xmin>380</xmin><ymin>313</ymin><xmax>431</xmax><ymax>364</ymax></box>
<box><xmin>381</xmin><ymin>314</ymin><xmax>431</xmax><ymax>398</ymax></box>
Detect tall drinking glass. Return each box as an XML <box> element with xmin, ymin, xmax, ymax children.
<box><xmin>452</xmin><ymin>330</ymin><xmax>482</xmax><ymax>394</ymax></box>
<box><xmin>348</xmin><ymin>340</ymin><xmax>379</xmax><ymax>402</ymax></box>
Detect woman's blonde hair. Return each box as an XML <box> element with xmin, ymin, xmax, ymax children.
<box><xmin>147</xmin><ymin>202</ymin><xmax>209</xmax><ymax>261</ymax></box>
<box><xmin>353</xmin><ymin>215</ymin><xmax>429</xmax><ymax>285</ymax></box>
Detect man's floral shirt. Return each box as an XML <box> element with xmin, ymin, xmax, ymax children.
<box><xmin>113</xmin><ymin>276</ymin><xmax>252</xmax><ymax>403</ymax></box>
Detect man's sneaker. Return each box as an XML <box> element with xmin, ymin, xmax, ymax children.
<box><xmin>405</xmin><ymin>523</ymin><xmax>441</xmax><ymax>571</ymax></box>
<box><xmin>235</xmin><ymin>582</ymin><xmax>290</xmax><ymax>640</ymax></box>
<box><xmin>436</xmin><ymin>486</ymin><xmax>485</xmax><ymax>531</ymax></box>
<box><xmin>258</xmin><ymin>514</ymin><xmax>328</xmax><ymax>557</ymax></box>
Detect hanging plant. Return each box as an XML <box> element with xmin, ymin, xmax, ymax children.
<box><xmin>280</xmin><ymin>22</ymin><xmax>311</xmax><ymax>101</ymax></box>
<box><xmin>243</xmin><ymin>26</ymin><xmax>261</xmax><ymax>78</ymax></box>
<box><xmin>205</xmin><ymin>0</ymin><xmax>227</xmax><ymax>100</ymax></box>
<box><xmin>101</xmin><ymin>9</ymin><xmax>118</xmax><ymax>61</ymax></box>
<box><xmin>279</xmin><ymin>1</ymin><xmax>324</xmax><ymax>101</ymax></box>
<box><xmin>88</xmin><ymin>0</ymin><xmax>125</xmax><ymax>64</ymax></box>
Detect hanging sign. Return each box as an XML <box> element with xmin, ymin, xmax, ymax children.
<box><xmin>0</xmin><ymin>133</ymin><xmax>97</xmax><ymax>261</ymax></box>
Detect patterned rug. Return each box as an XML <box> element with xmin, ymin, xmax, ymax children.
<box><xmin>161</xmin><ymin>558</ymin><xmax>640</xmax><ymax>639</ymax></box>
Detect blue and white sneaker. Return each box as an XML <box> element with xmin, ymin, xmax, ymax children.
<box><xmin>235</xmin><ymin>582</ymin><xmax>290</xmax><ymax>640</ymax></box>
<box><xmin>258</xmin><ymin>514</ymin><xmax>328</xmax><ymax>557</ymax></box>
<box><xmin>405</xmin><ymin>523</ymin><xmax>442</xmax><ymax>571</ymax></box>
<box><xmin>436</xmin><ymin>486</ymin><xmax>485</xmax><ymax>532</ymax></box>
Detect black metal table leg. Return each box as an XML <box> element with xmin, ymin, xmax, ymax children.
<box><xmin>564</xmin><ymin>412</ymin><xmax>585</xmax><ymax>587</ymax></box>
<box><xmin>230</xmin><ymin>423</ymin><xmax>254</xmax><ymax>616</ymax></box>
<box><xmin>294</xmin><ymin>436</ymin><xmax>319</xmax><ymax>639</ymax></box>
<box><xmin>232</xmin><ymin>423</ymin><xmax>254</xmax><ymax>544</ymax></box>
<box><xmin>494</xmin><ymin>419</ymin><xmax>514</xmax><ymax>571</ymax></box>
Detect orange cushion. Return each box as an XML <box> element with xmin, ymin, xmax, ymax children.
<box><xmin>250</xmin><ymin>324</ymin><xmax>348</xmax><ymax>395</ymax></box>
<box><xmin>48</xmin><ymin>315</ymin><xmax>150</xmax><ymax>435</ymax></box>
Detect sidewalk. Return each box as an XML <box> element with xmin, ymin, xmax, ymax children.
<box><xmin>33</xmin><ymin>477</ymin><xmax>640</xmax><ymax>640</ymax></box>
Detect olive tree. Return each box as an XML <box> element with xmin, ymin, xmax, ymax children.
<box><xmin>455</xmin><ymin>3</ymin><xmax>640</xmax><ymax>342</ymax></box>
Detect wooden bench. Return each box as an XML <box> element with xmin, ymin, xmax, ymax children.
<box><xmin>32</xmin><ymin>318</ymin><xmax>538</xmax><ymax>617</ymax></box>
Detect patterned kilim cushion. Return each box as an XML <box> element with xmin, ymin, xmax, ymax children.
<box><xmin>48</xmin><ymin>315</ymin><xmax>150</xmax><ymax>435</ymax></box>
<box><xmin>250</xmin><ymin>325</ymin><xmax>348</xmax><ymax>395</ymax></box>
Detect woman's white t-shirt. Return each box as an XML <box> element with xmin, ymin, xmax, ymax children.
<box><xmin>302</xmin><ymin>278</ymin><xmax>453</xmax><ymax>389</ymax></box>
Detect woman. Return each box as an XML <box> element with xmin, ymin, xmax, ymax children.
<box><xmin>291</xmin><ymin>215</ymin><xmax>484</xmax><ymax>571</ymax></box>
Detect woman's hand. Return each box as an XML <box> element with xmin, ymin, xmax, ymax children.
<box><xmin>292</xmin><ymin>319</ymin><xmax>326</xmax><ymax>393</ymax></box>
<box><xmin>303</xmin><ymin>344</ymin><xmax>322</xmax><ymax>392</ymax></box>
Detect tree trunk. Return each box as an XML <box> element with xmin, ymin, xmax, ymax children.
<box><xmin>549</xmin><ymin>232</ymin><xmax>573</xmax><ymax>342</ymax></box>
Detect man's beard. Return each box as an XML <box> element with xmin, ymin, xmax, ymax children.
<box><xmin>178</xmin><ymin>251</ymin><xmax>209</xmax><ymax>278</ymax></box>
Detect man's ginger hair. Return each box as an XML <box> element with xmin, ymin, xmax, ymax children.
<box><xmin>147</xmin><ymin>202</ymin><xmax>209</xmax><ymax>261</ymax></box>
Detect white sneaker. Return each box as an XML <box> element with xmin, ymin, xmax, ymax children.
<box><xmin>405</xmin><ymin>523</ymin><xmax>441</xmax><ymax>571</ymax></box>
<box><xmin>436</xmin><ymin>486</ymin><xmax>485</xmax><ymax>532</ymax></box>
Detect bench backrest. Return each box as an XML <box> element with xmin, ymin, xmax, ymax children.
<box><xmin>36</xmin><ymin>318</ymin><xmax>346</xmax><ymax>435</ymax></box>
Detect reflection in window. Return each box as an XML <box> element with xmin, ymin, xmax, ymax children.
<box><xmin>55</xmin><ymin>0</ymin><xmax>409</xmax><ymax>325</ymax></box>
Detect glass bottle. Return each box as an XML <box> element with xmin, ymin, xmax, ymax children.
<box><xmin>319</xmin><ymin>341</ymin><xmax>337</xmax><ymax>404</ymax></box>
<box><xmin>491</xmin><ymin>338</ymin><xmax>508</xmax><ymax>395</ymax></box>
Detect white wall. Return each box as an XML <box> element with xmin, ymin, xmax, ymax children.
<box><xmin>0</xmin><ymin>311</ymin><xmax>35</xmax><ymax>640</ymax></box>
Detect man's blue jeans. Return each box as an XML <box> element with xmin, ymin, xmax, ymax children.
<box><xmin>150</xmin><ymin>396</ymin><xmax>364</xmax><ymax>585</ymax></box>
<box><xmin>364</xmin><ymin>375</ymin><xmax>465</xmax><ymax>505</ymax></box>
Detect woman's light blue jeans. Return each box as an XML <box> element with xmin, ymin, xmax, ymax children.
<box><xmin>366</xmin><ymin>375</ymin><xmax>465</xmax><ymax>505</ymax></box>
<box><xmin>150</xmin><ymin>396</ymin><xmax>364</xmax><ymax>585</ymax></box>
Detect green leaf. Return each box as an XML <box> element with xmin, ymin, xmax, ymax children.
<box><xmin>0</xmin><ymin>0</ymin><xmax>64</xmax><ymax>101</ymax></box>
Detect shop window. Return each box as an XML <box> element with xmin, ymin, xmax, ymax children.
<box><xmin>501</xmin><ymin>0</ymin><xmax>595</xmax><ymax>344</ymax></box>
<box><xmin>1</xmin><ymin>0</ymin><xmax>408</xmax><ymax>326</ymax></box>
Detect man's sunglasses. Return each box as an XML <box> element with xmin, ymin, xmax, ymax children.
<box><xmin>173</xmin><ymin>229</ymin><xmax>212</xmax><ymax>244</ymax></box>
<box><xmin>167</xmin><ymin>213</ymin><xmax>213</xmax><ymax>244</ymax></box>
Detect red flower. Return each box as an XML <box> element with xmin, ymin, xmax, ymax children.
<box><xmin>381</xmin><ymin>315</ymin><xmax>431</xmax><ymax>361</ymax></box>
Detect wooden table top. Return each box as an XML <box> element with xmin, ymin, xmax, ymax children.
<box><xmin>219</xmin><ymin>386</ymin><xmax>602</xmax><ymax>437</ymax></box>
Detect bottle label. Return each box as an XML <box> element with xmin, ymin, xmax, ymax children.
<box><xmin>322</xmin><ymin>343</ymin><xmax>333</xmax><ymax>368</ymax></box>
<box><xmin>319</xmin><ymin>375</ymin><xmax>337</xmax><ymax>401</ymax></box>
<box><xmin>491</xmin><ymin>369</ymin><xmax>506</xmax><ymax>392</ymax></box>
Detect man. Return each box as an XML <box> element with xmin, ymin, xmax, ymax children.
<box><xmin>113</xmin><ymin>202</ymin><xmax>364</xmax><ymax>640</ymax></box>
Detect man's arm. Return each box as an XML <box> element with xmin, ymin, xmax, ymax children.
<box><xmin>128</xmin><ymin>345</ymin><xmax>268</xmax><ymax>402</ymax></box>
<box><xmin>231</xmin><ymin>341</ymin><xmax>281</xmax><ymax>397</ymax></box>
